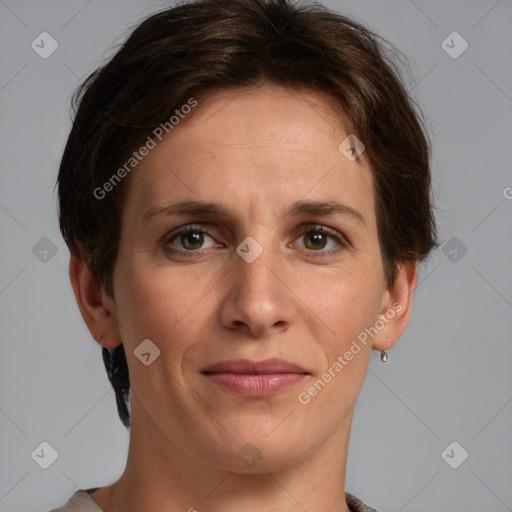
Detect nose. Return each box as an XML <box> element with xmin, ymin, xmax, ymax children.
<box><xmin>218</xmin><ymin>237</ymin><xmax>295</xmax><ymax>338</ymax></box>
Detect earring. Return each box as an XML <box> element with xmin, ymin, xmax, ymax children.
<box><xmin>96</xmin><ymin>334</ymin><xmax>104</xmax><ymax>346</ymax></box>
<box><xmin>380</xmin><ymin>337</ymin><xmax>391</xmax><ymax>362</ymax></box>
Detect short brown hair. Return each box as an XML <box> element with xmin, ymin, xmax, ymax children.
<box><xmin>57</xmin><ymin>0</ymin><xmax>438</xmax><ymax>428</ymax></box>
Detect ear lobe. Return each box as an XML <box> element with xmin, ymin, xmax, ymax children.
<box><xmin>69</xmin><ymin>254</ymin><xmax>122</xmax><ymax>349</ymax></box>
<box><xmin>372</xmin><ymin>260</ymin><xmax>418</xmax><ymax>352</ymax></box>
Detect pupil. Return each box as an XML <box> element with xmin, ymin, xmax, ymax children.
<box><xmin>183</xmin><ymin>232</ymin><xmax>202</xmax><ymax>249</ymax></box>
<box><xmin>308</xmin><ymin>233</ymin><xmax>325</xmax><ymax>249</ymax></box>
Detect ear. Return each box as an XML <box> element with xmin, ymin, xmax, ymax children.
<box><xmin>372</xmin><ymin>260</ymin><xmax>418</xmax><ymax>352</ymax></box>
<box><xmin>69</xmin><ymin>254</ymin><xmax>122</xmax><ymax>349</ymax></box>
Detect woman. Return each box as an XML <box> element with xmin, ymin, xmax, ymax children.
<box><xmin>52</xmin><ymin>0</ymin><xmax>437</xmax><ymax>510</ymax></box>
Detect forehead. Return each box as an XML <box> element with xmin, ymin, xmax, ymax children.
<box><xmin>124</xmin><ymin>85</ymin><xmax>375</xmax><ymax>227</ymax></box>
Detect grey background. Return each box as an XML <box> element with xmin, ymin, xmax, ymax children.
<box><xmin>0</xmin><ymin>1</ymin><xmax>511</xmax><ymax>511</ymax></box>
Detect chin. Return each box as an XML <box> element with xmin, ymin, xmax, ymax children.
<box><xmin>210</xmin><ymin>431</ymin><xmax>310</xmax><ymax>474</ymax></box>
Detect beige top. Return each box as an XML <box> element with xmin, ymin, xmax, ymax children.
<box><xmin>49</xmin><ymin>487</ymin><xmax>380</xmax><ymax>512</ymax></box>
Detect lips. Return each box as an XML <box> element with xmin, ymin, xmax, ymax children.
<box><xmin>201</xmin><ymin>358</ymin><xmax>308</xmax><ymax>375</ymax></box>
<box><xmin>201</xmin><ymin>358</ymin><xmax>309</xmax><ymax>396</ymax></box>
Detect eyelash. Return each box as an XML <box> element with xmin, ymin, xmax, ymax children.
<box><xmin>163</xmin><ymin>223</ymin><xmax>349</xmax><ymax>258</ymax></box>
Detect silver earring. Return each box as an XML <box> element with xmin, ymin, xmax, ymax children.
<box><xmin>380</xmin><ymin>338</ymin><xmax>391</xmax><ymax>363</ymax></box>
<box><xmin>380</xmin><ymin>338</ymin><xmax>391</xmax><ymax>362</ymax></box>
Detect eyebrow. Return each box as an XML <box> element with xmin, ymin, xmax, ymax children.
<box><xmin>142</xmin><ymin>199</ymin><xmax>366</xmax><ymax>226</ymax></box>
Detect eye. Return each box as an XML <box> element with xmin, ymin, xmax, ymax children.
<box><xmin>294</xmin><ymin>225</ymin><xmax>348</xmax><ymax>256</ymax></box>
<box><xmin>164</xmin><ymin>225</ymin><xmax>219</xmax><ymax>254</ymax></box>
<box><xmin>163</xmin><ymin>223</ymin><xmax>348</xmax><ymax>258</ymax></box>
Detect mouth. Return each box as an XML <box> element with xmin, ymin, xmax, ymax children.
<box><xmin>201</xmin><ymin>358</ymin><xmax>309</xmax><ymax>397</ymax></box>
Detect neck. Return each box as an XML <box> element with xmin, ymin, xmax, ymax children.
<box><xmin>90</xmin><ymin>396</ymin><xmax>354</xmax><ymax>512</ymax></box>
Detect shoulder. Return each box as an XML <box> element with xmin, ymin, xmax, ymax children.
<box><xmin>346</xmin><ymin>491</ymin><xmax>381</xmax><ymax>512</ymax></box>
<box><xmin>48</xmin><ymin>488</ymin><xmax>104</xmax><ymax>512</ymax></box>
<box><xmin>49</xmin><ymin>489</ymin><xmax>375</xmax><ymax>512</ymax></box>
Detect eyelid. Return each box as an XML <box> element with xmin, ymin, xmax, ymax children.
<box><xmin>300</xmin><ymin>223</ymin><xmax>347</xmax><ymax>241</ymax></box>
<box><xmin>163</xmin><ymin>223</ymin><xmax>209</xmax><ymax>240</ymax></box>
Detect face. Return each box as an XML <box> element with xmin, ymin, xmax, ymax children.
<box><xmin>102</xmin><ymin>85</ymin><xmax>403</xmax><ymax>471</ymax></box>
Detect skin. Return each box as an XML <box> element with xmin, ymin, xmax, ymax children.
<box><xmin>70</xmin><ymin>85</ymin><xmax>417</xmax><ymax>512</ymax></box>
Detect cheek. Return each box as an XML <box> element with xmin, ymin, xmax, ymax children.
<box><xmin>112</xmin><ymin>250</ymin><xmax>165</xmax><ymax>341</ymax></box>
<box><xmin>301</xmin><ymin>281</ymin><xmax>378</xmax><ymax>411</ymax></box>
<box><xmin>111</xmin><ymin>257</ymin><xmax>203</xmax><ymax>400</ymax></box>
<box><xmin>308</xmin><ymin>270</ymin><xmax>382</xmax><ymax>341</ymax></box>
<box><xmin>304</xmin><ymin>275</ymin><xmax>381</xmax><ymax>401</ymax></box>
<box><xmin>112</xmin><ymin>250</ymin><xmax>219</xmax><ymax>355</ymax></box>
